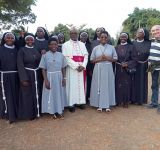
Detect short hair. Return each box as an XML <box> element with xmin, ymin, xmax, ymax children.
<box><xmin>48</xmin><ymin>38</ymin><xmax>58</xmax><ymax>44</ymax></box>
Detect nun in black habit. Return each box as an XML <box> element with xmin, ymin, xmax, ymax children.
<box><xmin>78</xmin><ymin>31</ymin><xmax>92</xmax><ymax>102</ymax></box>
<box><xmin>91</xmin><ymin>27</ymin><xmax>105</xmax><ymax>50</ymax></box>
<box><xmin>115</xmin><ymin>32</ymin><xmax>137</xmax><ymax>107</ymax></box>
<box><xmin>133</xmin><ymin>28</ymin><xmax>151</xmax><ymax>105</ymax></box>
<box><xmin>17</xmin><ymin>33</ymin><xmax>41</xmax><ymax>120</ymax></box>
<box><xmin>0</xmin><ymin>32</ymin><xmax>19</xmax><ymax>123</ymax></box>
<box><xmin>35</xmin><ymin>27</ymin><xmax>49</xmax><ymax>112</ymax></box>
<box><xmin>35</xmin><ymin>27</ymin><xmax>49</xmax><ymax>55</ymax></box>
<box><xmin>58</xmin><ymin>33</ymin><xmax>65</xmax><ymax>52</ymax></box>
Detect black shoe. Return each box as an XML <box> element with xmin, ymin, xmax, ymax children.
<box><xmin>69</xmin><ymin>107</ymin><xmax>75</xmax><ymax>113</ymax></box>
<box><xmin>147</xmin><ymin>104</ymin><xmax>158</xmax><ymax>109</ymax></box>
<box><xmin>77</xmin><ymin>105</ymin><xmax>85</xmax><ymax>110</ymax></box>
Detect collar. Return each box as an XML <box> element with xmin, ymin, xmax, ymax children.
<box><xmin>137</xmin><ymin>39</ymin><xmax>144</xmax><ymax>43</ymax></box>
<box><xmin>4</xmin><ymin>44</ymin><xmax>15</xmax><ymax>49</ymax></box>
<box><xmin>121</xmin><ymin>42</ymin><xmax>127</xmax><ymax>45</ymax></box>
<box><xmin>70</xmin><ymin>39</ymin><xmax>78</xmax><ymax>43</ymax></box>
<box><xmin>36</xmin><ymin>37</ymin><xmax>45</xmax><ymax>41</ymax></box>
<box><xmin>25</xmin><ymin>45</ymin><xmax>34</xmax><ymax>48</ymax></box>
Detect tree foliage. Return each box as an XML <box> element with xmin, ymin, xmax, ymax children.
<box><xmin>122</xmin><ymin>7</ymin><xmax>160</xmax><ymax>38</ymax></box>
<box><xmin>0</xmin><ymin>0</ymin><xmax>37</xmax><ymax>30</ymax></box>
<box><xmin>52</xmin><ymin>23</ymin><xmax>95</xmax><ymax>41</ymax></box>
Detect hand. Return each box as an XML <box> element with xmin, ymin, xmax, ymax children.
<box><xmin>21</xmin><ymin>81</ymin><xmax>30</xmax><ymax>87</ymax></box>
<box><xmin>41</xmin><ymin>50</ymin><xmax>46</xmax><ymax>55</ymax></box>
<box><xmin>102</xmin><ymin>55</ymin><xmax>112</xmax><ymax>61</ymax></box>
<box><xmin>77</xmin><ymin>66</ymin><xmax>85</xmax><ymax>72</ymax></box>
<box><xmin>96</xmin><ymin>56</ymin><xmax>103</xmax><ymax>62</ymax></box>
<box><xmin>45</xmin><ymin>79</ymin><xmax>50</xmax><ymax>89</ymax></box>
<box><xmin>62</xmin><ymin>79</ymin><xmax>66</xmax><ymax>87</ymax></box>
<box><xmin>121</xmin><ymin>62</ymin><xmax>128</xmax><ymax>67</ymax></box>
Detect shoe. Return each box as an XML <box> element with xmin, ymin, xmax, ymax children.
<box><xmin>77</xmin><ymin>105</ymin><xmax>85</xmax><ymax>110</ymax></box>
<box><xmin>69</xmin><ymin>107</ymin><xmax>75</xmax><ymax>113</ymax></box>
<box><xmin>147</xmin><ymin>104</ymin><xmax>158</xmax><ymax>109</ymax></box>
<box><xmin>97</xmin><ymin>108</ymin><xmax>102</xmax><ymax>112</ymax></box>
<box><xmin>106</xmin><ymin>108</ymin><xmax>111</xmax><ymax>112</ymax></box>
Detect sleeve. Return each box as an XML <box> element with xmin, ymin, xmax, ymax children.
<box><xmin>90</xmin><ymin>47</ymin><xmax>96</xmax><ymax>61</ymax></box>
<box><xmin>17</xmin><ymin>48</ymin><xmax>29</xmax><ymax>81</ymax></box>
<box><xmin>39</xmin><ymin>54</ymin><xmax>47</xmax><ymax>69</ymax></box>
<box><xmin>82</xmin><ymin>43</ymin><xmax>88</xmax><ymax>69</ymax></box>
<box><xmin>62</xmin><ymin>55</ymin><xmax>68</xmax><ymax>68</ymax></box>
<box><xmin>62</xmin><ymin>44</ymin><xmax>79</xmax><ymax>70</ymax></box>
<box><xmin>112</xmin><ymin>47</ymin><xmax>118</xmax><ymax>60</ymax></box>
<box><xmin>127</xmin><ymin>45</ymin><xmax>138</xmax><ymax>68</ymax></box>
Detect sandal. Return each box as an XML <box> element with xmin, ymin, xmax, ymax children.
<box><xmin>106</xmin><ymin>108</ymin><xmax>111</xmax><ymax>112</ymax></box>
<box><xmin>97</xmin><ymin>108</ymin><xmax>102</xmax><ymax>112</ymax></box>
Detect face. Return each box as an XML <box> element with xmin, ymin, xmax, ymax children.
<box><xmin>70</xmin><ymin>30</ymin><xmax>78</xmax><ymax>41</ymax></box>
<box><xmin>4</xmin><ymin>34</ymin><xmax>15</xmax><ymax>46</ymax></box>
<box><xmin>36</xmin><ymin>28</ymin><xmax>45</xmax><ymax>38</ymax></box>
<box><xmin>120</xmin><ymin>34</ymin><xmax>128</xmax><ymax>43</ymax></box>
<box><xmin>58</xmin><ymin>34</ymin><xmax>65</xmax><ymax>44</ymax></box>
<box><xmin>100</xmin><ymin>33</ymin><xmax>108</xmax><ymax>45</ymax></box>
<box><xmin>80</xmin><ymin>33</ymin><xmax>88</xmax><ymax>43</ymax></box>
<box><xmin>25</xmin><ymin>37</ymin><xmax>34</xmax><ymax>47</ymax></box>
<box><xmin>136</xmin><ymin>29</ymin><xmax>145</xmax><ymax>39</ymax></box>
<box><xmin>49</xmin><ymin>41</ymin><xmax>58</xmax><ymax>52</ymax></box>
<box><xmin>152</xmin><ymin>26</ymin><xmax>160</xmax><ymax>40</ymax></box>
<box><xmin>96</xmin><ymin>27</ymin><xmax>105</xmax><ymax>38</ymax></box>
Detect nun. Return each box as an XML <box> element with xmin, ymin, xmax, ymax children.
<box><xmin>78</xmin><ymin>31</ymin><xmax>92</xmax><ymax>103</ymax></box>
<box><xmin>133</xmin><ymin>28</ymin><xmax>151</xmax><ymax>105</ymax></box>
<box><xmin>35</xmin><ymin>27</ymin><xmax>49</xmax><ymax>55</ymax></box>
<box><xmin>91</xmin><ymin>27</ymin><xmax>105</xmax><ymax>50</ymax></box>
<box><xmin>17</xmin><ymin>33</ymin><xmax>41</xmax><ymax>120</ymax></box>
<box><xmin>0</xmin><ymin>32</ymin><xmax>19</xmax><ymax>123</ymax></box>
<box><xmin>115</xmin><ymin>32</ymin><xmax>137</xmax><ymax>108</ymax></box>
<box><xmin>58</xmin><ymin>33</ymin><xmax>65</xmax><ymax>52</ymax></box>
<box><xmin>90</xmin><ymin>31</ymin><xmax>117</xmax><ymax>112</ymax></box>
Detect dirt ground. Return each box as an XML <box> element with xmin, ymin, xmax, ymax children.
<box><xmin>0</xmin><ymin>76</ymin><xmax>160</xmax><ymax>150</ymax></box>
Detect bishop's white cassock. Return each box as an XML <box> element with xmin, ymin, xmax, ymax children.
<box><xmin>62</xmin><ymin>39</ymin><xmax>88</xmax><ymax>106</ymax></box>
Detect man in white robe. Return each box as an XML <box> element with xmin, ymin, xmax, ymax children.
<box><xmin>62</xmin><ymin>28</ymin><xmax>88</xmax><ymax>112</ymax></box>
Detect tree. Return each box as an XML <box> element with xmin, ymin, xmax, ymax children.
<box><xmin>0</xmin><ymin>0</ymin><xmax>37</xmax><ymax>31</ymax></box>
<box><xmin>52</xmin><ymin>23</ymin><xmax>95</xmax><ymax>41</ymax></box>
<box><xmin>122</xmin><ymin>7</ymin><xmax>160</xmax><ymax>38</ymax></box>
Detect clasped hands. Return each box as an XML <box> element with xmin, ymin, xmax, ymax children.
<box><xmin>77</xmin><ymin>65</ymin><xmax>85</xmax><ymax>72</ymax></box>
<box><xmin>96</xmin><ymin>54</ymin><xmax>112</xmax><ymax>62</ymax></box>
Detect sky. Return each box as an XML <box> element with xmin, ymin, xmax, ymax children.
<box><xmin>26</xmin><ymin>0</ymin><xmax>160</xmax><ymax>38</ymax></box>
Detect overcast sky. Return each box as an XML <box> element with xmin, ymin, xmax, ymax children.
<box><xmin>27</xmin><ymin>0</ymin><xmax>160</xmax><ymax>38</ymax></box>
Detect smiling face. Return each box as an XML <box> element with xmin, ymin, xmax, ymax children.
<box><xmin>100</xmin><ymin>33</ymin><xmax>108</xmax><ymax>45</ymax></box>
<box><xmin>49</xmin><ymin>40</ymin><xmax>58</xmax><ymax>52</ymax></box>
<box><xmin>25</xmin><ymin>37</ymin><xmax>34</xmax><ymax>47</ymax></box>
<box><xmin>120</xmin><ymin>34</ymin><xmax>128</xmax><ymax>43</ymax></box>
<box><xmin>4</xmin><ymin>33</ymin><xmax>15</xmax><ymax>46</ymax></box>
<box><xmin>151</xmin><ymin>25</ymin><xmax>160</xmax><ymax>40</ymax></box>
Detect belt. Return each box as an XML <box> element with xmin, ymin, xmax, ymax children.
<box><xmin>47</xmin><ymin>71</ymin><xmax>61</xmax><ymax>109</ymax></box>
<box><xmin>25</xmin><ymin>67</ymin><xmax>40</xmax><ymax>117</ymax></box>
<box><xmin>0</xmin><ymin>71</ymin><xmax>18</xmax><ymax>114</ymax></box>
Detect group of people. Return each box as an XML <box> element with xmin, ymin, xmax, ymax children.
<box><xmin>0</xmin><ymin>25</ymin><xmax>160</xmax><ymax>124</ymax></box>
